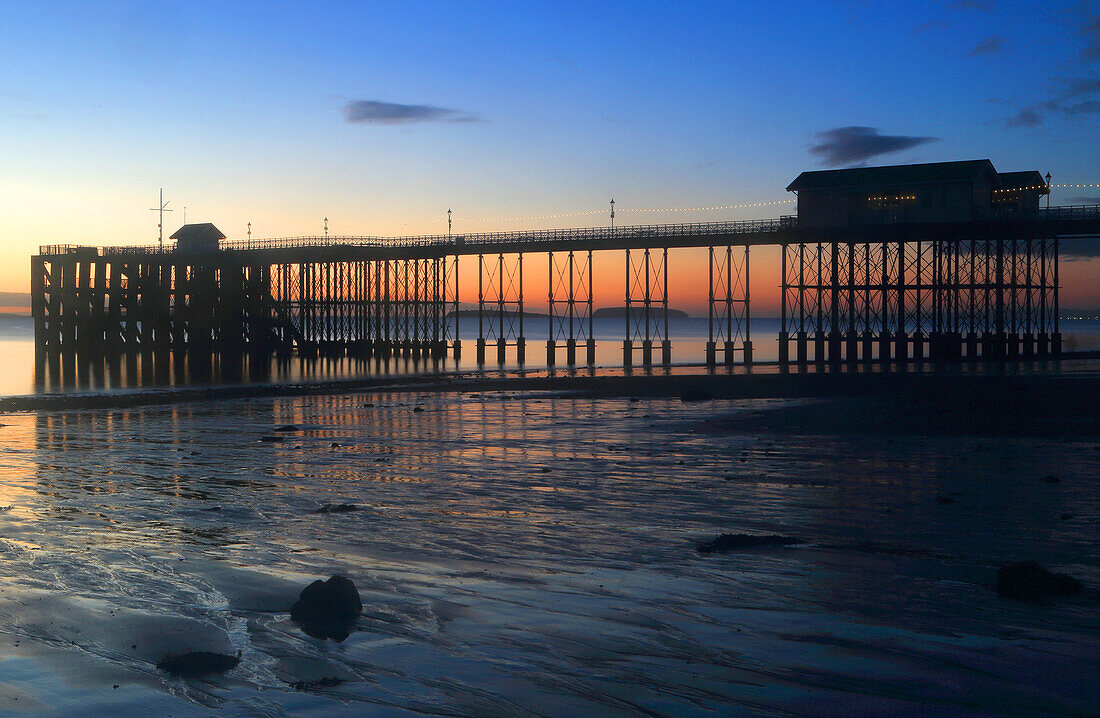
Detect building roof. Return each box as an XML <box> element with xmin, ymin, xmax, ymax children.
<box><xmin>786</xmin><ymin>159</ymin><xmax>998</xmax><ymax>192</ymax></box>
<box><xmin>997</xmin><ymin>171</ymin><xmax>1049</xmax><ymax>192</ymax></box>
<box><xmin>169</xmin><ymin>223</ymin><xmax>226</xmax><ymax>242</ymax></box>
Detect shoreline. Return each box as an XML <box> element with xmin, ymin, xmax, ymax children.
<box><xmin>4</xmin><ymin>355</ymin><xmax>1100</xmax><ymax>422</ymax></box>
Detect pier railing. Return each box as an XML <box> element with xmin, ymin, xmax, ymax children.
<box><xmin>36</xmin><ymin>205</ymin><xmax>1100</xmax><ymax>256</ymax></box>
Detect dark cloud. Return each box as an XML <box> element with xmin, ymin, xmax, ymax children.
<box><xmin>969</xmin><ymin>35</ymin><xmax>1005</xmax><ymax>56</ymax></box>
<box><xmin>1006</xmin><ymin>107</ymin><xmax>1043</xmax><ymax>127</ymax></box>
<box><xmin>1082</xmin><ymin>14</ymin><xmax>1100</xmax><ymax>61</ymax></box>
<box><xmin>1068</xmin><ymin>77</ymin><xmax>1100</xmax><ymax>95</ymax></box>
<box><xmin>808</xmin><ymin>127</ymin><xmax>938</xmax><ymax>166</ymax></box>
<box><xmin>1062</xmin><ymin>99</ymin><xmax>1100</xmax><ymax>115</ymax></box>
<box><xmin>1067</xmin><ymin>195</ymin><xmax>1100</xmax><ymax>204</ymax></box>
<box><xmin>1005</xmin><ymin>75</ymin><xmax>1100</xmax><ymax>127</ymax></box>
<box><xmin>342</xmin><ymin>100</ymin><xmax>478</xmax><ymax>125</ymax></box>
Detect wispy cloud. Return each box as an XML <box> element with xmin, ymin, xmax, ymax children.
<box><xmin>808</xmin><ymin>127</ymin><xmax>938</xmax><ymax>166</ymax></box>
<box><xmin>969</xmin><ymin>35</ymin><xmax>1005</xmax><ymax>56</ymax></box>
<box><xmin>1006</xmin><ymin>107</ymin><xmax>1043</xmax><ymax>127</ymax></box>
<box><xmin>948</xmin><ymin>0</ymin><xmax>996</xmax><ymax>12</ymax></box>
<box><xmin>1082</xmin><ymin>13</ymin><xmax>1100</xmax><ymax>61</ymax></box>
<box><xmin>915</xmin><ymin>20</ymin><xmax>950</xmax><ymax>33</ymax></box>
<box><xmin>342</xmin><ymin>100</ymin><xmax>479</xmax><ymax>125</ymax></box>
<box><xmin>1004</xmin><ymin>75</ymin><xmax>1100</xmax><ymax>127</ymax></box>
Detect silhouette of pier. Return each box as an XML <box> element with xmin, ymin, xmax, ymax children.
<box><xmin>31</xmin><ymin>162</ymin><xmax>1100</xmax><ymax>369</ymax></box>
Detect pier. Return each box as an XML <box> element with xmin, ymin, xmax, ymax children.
<box><xmin>31</xmin><ymin>162</ymin><xmax>1100</xmax><ymax>369</ymax></box>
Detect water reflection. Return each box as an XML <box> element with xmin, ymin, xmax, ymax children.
<box><xmin>33</xmin><ymin>350</ymin><xmax>463</xmax><ymax>394</ymax></box>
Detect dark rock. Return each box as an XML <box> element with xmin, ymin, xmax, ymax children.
<box><xmin>413</xmin><ymin>407</ymin><xmax>425</xmax><ymax>413</ymax></box>
<box><xmin>291</xmin><ymin>677</ymin><xmax>346</xmax><ymax>691</ymax></box>
<box><xmin>935</xmin><ymin>495</ymin><xmax>955</xmax><ymax>505</ymax></box>
<box><xmin>260</xmin><ymin>436</ymin><xmax>284</xmax><ymax>443</ymax></box>
<box><xmin>680</xmin><ymin>390</ymin><xmax>714</xmax><ymax>403</ymax></box>
<box><xmin>697</xmin><ymin>534</ymin><xmax>801</xmax><ymax>554</ymax></box>
<box><xmin>1041</xmin><ymin>475</ymin><xmax>1061</xmax><ymax>483</ymax></box>
<box><xmin>996</xmin><ymin>561</ymin><xmax>1084</xmax><ymax>604</ymax></box>
<box><xmin>330</xmin><ymin>442</ymin><xmax>341</xmax><ymax>448</ymax></box>
<box><xmin>629</xmin><ymin>397</ymin><xmax>640</xmax><ymax>403</ymax></box>
<box><xmin>290</xmin><ymin>575</ymin><xmax>362</xmax><ymax>641</ymax></box>
<box><xmin>157</xmin><ymin>651</ymin><xmax>240</xmax><ymax>678</ymax></box>
<box><xmin>274</xmin><ymin>425</ymin><xmax>300</xmax><ymax>432</ymax></box>
<box><xmin>316</xmin><ymin>503</ymin><xmax>358</xmax><ymax>514</ymax></box>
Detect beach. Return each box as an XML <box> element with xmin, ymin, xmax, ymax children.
<box><xmin>0</xmin><ymin>365</ymin><xmax>1096</xmax><ymax>716</ymax></box>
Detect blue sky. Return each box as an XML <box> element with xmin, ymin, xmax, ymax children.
<box><xmin>0</xmin><ymin>0</ymin><xmax>1097</xmax><ymax>292</ymax></box>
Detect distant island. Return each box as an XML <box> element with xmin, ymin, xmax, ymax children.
<box><xmin>593</xmin><ymin>306</ymin><xmax>690</xmax><ymax>319</ymax></box>
<box><xmin>447</xmin><ymin>307</ymin><xmax>692</xmax><ymax>320</ymax></box>
<box><xmin>449</xmin><ymin>309</ymin><xmax>551</xmax><ymax>321</ymax></box>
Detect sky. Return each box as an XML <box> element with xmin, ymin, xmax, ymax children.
<box><xmin>1</xmin><ymin>0</ymin><xmax>1098</xmax><ymax>311</ymax></box>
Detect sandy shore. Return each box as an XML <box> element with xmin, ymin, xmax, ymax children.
<box><xmin>0</xmin><ymin>362</ymin><xmax>1095</xmax><ymax>715</ymax></box>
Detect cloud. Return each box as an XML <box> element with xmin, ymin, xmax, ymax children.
<box><xmin>342</xmin><ymin>100</ymin><xmax>478</xmax><ymax>125</ymax></box>
<box><xmin>969</xmin><ymin>35</ymin><xmax>1005</xmax><ymax>55</ymax></box>
<box><xmin>1005</xmin><ymin>75</ymin><xmax>1100</xmax><ymax>127</ymax></box>
<box><xmin>808</xmin><ymin>127</ymin><xmax>938</xmax><ymax>166</ymax></box>
<box><xmin>915</xmin><ymin>20</ymin><xmax>950</xmax><ymax>32</ymax></box>
<box><xmin>1006</xmin><ymin>107</ymin><xmax>1044</xmax><ymax>127</ymax></box>
<box><xmin>1082</xmin><ymin>13</ymin><xmax>1100</xmax><ymax>61</ymax></box>
<box><xmin>948</xmin><ymin>0</ymin><xmax>995</xmax><ymax>11</ymax></box>
<box><xmin>1062</xmin><ymin>99</ymin><xmax>1100</xmax><ymax>115</ymax></box>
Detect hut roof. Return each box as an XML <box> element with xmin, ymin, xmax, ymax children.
<box><xmin>169</xmin><ymin>223</ymin><xmax>226</xmax><ymax>242</ymax></box>
<box><xmin>997</xmin><ymin>171</ymin><xmax>1049</xmax><ymax>193</ymax></box>
<box><xmin>787</xmin><ymin>160</ymin><xmax>998</xmax><ymax>192</ymax></box>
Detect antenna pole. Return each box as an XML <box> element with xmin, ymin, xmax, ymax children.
<box><xmin>149</xmin><ymin>188</ymin><xmax>173</xmax><ymax>250</ymax></box>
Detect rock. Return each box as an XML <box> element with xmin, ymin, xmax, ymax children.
<box><xmin>290</xmin><ymin>576</ymin><xmax>362</xmax><ymax>641</ymax></box>
<box><xmin>629</xmin><ymin>397</ymin><xmax>640</xmax><ymax>403</ymax></box>
<box><xmin>680</xmin><ymin>390</ymin><xmax>714</xmax><ymax>403</ymax></box>
<box><xmin>935</xmin><ymin>495</ymin><xmax>955</xmax><ymax>505</ymax></box>
<box><xmin>996</xmin><ymin>561</ymin><xmax>1084</xmax><ymax>604</ymax></box>
<box><xmin>697</xmin><ymin>534</ymin><xmax>801</xmax><ymax>554</ymax></box>
<box><xmin>1041</xmin><ymin>475</ymin><xmax>1061</xmax><ymax>483</ymax></box>
<box><xmin>157</xmin><ymin>651</ymin><xmax>240</xmax><ymax>678</ymax></box>
<box><xmin>274</xmin><ymin>425</ymin><xmax>300</xmax><ymax>432</ymax></box>
<box><xmin>291</xmin><ymin>677</ymin><xmax>345</xmax><ymax>691</ymax></box>
<box><xmin>316</xmin><ymin>503</ymin><xmax>358</xmax><ymax>514</ymax></box>
<box><xmin>260</xmin><ymin>436</ymin><xmax>284</xmax><ymax>443</ymax></box>
<box><xmin>413</xmin><ymin>407</ymin><xmax>425</xmax><ymax>413</ymax></box>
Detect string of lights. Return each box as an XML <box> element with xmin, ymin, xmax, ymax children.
<box><xmin>388</xmin><ymin>198</ymin><xmax>796</xmax><ymax>227</ymax></box>
<box><xmin>993</xmin><ymin>184</ymin><xmax>1100</xmax><ymax>193</ymax></box>
<box><xmin>381</xmin><ymin>186</ymin><xmax>1100</xmax><ymax>230</ymax></box>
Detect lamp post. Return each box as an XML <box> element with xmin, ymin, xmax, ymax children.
<box><xmin>324</xmin><ymin>217</ymin><xmax>329</xmax><ymax>238</ymax></box>
<box><xmin>448</xmin><ymin>208</ymin><xmax>452</xmax><ymax>237</ymax></box>
<box><xmin>610</xmin><ymin>198</ymin><xmax>615</xmax><ymax>231</ymax></box>
<box><xmin>247</xmin><ymin>222</ymin><xmax>252</xmax><ymax>243</ymax></box>
<box><xmin>1045</xmin><ymin>172</ymin><xmax>1052</xmax><ymax>210</ymax></box>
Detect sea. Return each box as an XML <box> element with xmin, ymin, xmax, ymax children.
<box><xmin>5</xmin><ymin>315</ymin><xmax>1100</xmax><ymax>398</ymax></box>
<box><xmin>0</xmin><ymin>315</ymin><xmax>1096</xmax><ymax>715</ymax></box>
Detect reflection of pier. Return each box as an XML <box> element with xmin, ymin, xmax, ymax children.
<box><xmin>30</xmin><ymin>161</ymin><xmax>1100</xmax><ymax>369</ymax></box>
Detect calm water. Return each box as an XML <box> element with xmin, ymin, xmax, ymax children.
<box><xmin>0</xmin><ymin>390</ymin><xmax>1095</xmax><ymax>715</ymax></box>
<box><xmin>7</xmin><ymin>316</ymin><xmax>1100</xmax><ymax>397</ymax></box>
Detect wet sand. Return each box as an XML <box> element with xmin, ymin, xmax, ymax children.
<box><xmin>0</xmin><ymin>366</ymin><xmax>1096</xmax><ymax>715</ymax></box>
